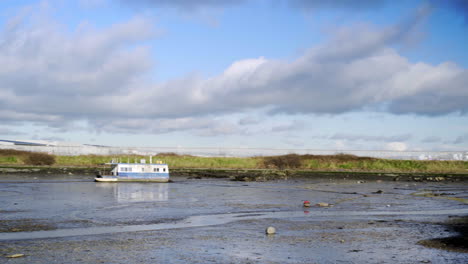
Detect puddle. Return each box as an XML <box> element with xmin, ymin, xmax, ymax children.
<box><xmin>1</xmin><ymin>208</ymin><xmax>467</xmax><ymax>241</ymax></box>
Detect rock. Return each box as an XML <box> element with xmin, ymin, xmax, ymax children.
<box><xmin>316</xmin><ymin>202</ymin><xmax>330</xmax><ymax>207</ymax></box>
<box><xmin>373</xmin><ymin>190</ymin><xmax>384</xmax><ymax>194</ymax></box>
<box><xmin>265</xmin><ymin>226</ymin><xmax>276</xmax><ymax>235</ymax></box>
<box><xmin>7</xmin><ymin>254</ymin><xmax>25</xmax><ymax>258</ymax></box>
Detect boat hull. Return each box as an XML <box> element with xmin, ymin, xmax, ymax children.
<box><xmin>95</xmin><ymin>177</ymin><xmax>169</xmax><ymax>183</ymax></box>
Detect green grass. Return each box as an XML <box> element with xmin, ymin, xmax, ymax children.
<box><xmin>0</xmin><ymin>156</ymin><xmax>19</xmax><ymax>164</ymax></box>
<box><xmin>0</xmin><ymin>150</ymin><xmax>467</xmax><ymax>173</ymax></box>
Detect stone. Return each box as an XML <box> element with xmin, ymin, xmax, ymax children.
<box><xmin>265</xmin><ymin>226</ymin><xmax>276</xmax><ymax>235</ymax></box>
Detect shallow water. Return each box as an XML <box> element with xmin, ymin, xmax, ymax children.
<box><xmin>2</xmin><ymin>208</ymin><xmax>468</xmax><ymax>241</ymax></box>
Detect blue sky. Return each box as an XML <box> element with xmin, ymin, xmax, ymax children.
<box><xmin>0</xmin><ymin>0</ymin><xmax>467</xmax><ymax>151</ymax></box>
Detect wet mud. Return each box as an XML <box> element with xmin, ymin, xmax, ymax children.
<box><xmin>0</xmin><ymin>175</ymin><xmax>467</xmax><ymax>263</ymax></box>
<box><xmin>418</xmin><ymin>216</ymin><xmax>468</xmax><ymax>253</ymax></box>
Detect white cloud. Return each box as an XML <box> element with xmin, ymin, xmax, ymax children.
<box><xmin>0</xmin><ymin>5</ymin><xmax>467</xmax><ymax>138</ymax></box>
<box><xmin>385</xmin><ymin>142</ymin><xmax>408</xmax><ymax>151</ymax></box>
<box><xmin>331</xmin><ymin>133</ymin><xmax>412</xmax><ymax>142</ymax></box>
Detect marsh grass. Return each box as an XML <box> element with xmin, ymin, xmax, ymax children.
<box><xmin>0</xmin><ymin>149</ymin><xmax>55</xmax><ymax>165</ymax></box>
<box><xmin>0</xmin><ymin>149</ymin><xmax>467</xmax><ymax>173</ymax></box>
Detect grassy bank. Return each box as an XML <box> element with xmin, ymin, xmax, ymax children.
<box><xmin>0</xmin><ymin>149</ymin><xmax>467</xmax><ymax>174</ymax></box>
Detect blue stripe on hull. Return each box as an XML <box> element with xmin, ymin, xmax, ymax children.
<box><xmin>116</xmin><ymin>172</ymin><xmax>169</xmax><ymax>179</ymax></box>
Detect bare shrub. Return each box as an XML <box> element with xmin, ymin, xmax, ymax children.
<box><xmin>300</xmin><ymin>153</ymin><xmax>375</xmax><ymax>162</ymax></box>
<box><xmin>0</xmin><ymin>149</ymin><xmax>31</xmax><ymax>156</ymax></box>
<box><xmin>157</xmin><ymin>152</ymin><xmax>194</xmax><ymax>157</ymax></box>
<box><xmin>263</xmin><ymin>154</ymin><xmax>302</xmax><ymax>170</ymax></box>
<box><xmin>157</xmin><ymin>152</ymin><xmax>180</xmax><ymax>156</ymax></box>
<box><xmin>24</xmin><ymin>152</ymin><xmax>56</xmax><ymax>166</ymax></box>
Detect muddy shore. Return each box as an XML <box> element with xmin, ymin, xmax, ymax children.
<box><xmin>1</xmin><ymin>165</ymin><xmax>467</xmax><ymax>182</ymax></box>
<box><xmin>0</xmin><ymin>175</ymin><xmax>467</xmax><ymax>263</ymax></box>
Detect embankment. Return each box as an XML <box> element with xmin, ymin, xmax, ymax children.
<box><xmin>1</xmin><ymin>166</ymin><xmax>467</xmax><ymax>182</ymax></box>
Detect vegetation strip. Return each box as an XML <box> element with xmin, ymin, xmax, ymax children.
<box><xmin>0</xmin><ymin>149</ymin><xmax>467</xmax><ymax>180</ymax></box>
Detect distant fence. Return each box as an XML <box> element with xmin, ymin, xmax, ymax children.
<box><xmin>1</xmin><ymin>144</ymin><xmax>467</xmax><ymax>160</ymax></box>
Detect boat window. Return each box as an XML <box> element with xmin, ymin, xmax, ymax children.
<box><xmin>163</xmin><ymin>168</ymin><xmax>166</xmax><ymax>172</ymax></box>
<box><xmin>142</xmin><ymin>168</ymin><xmax>144</xmax><ymax>172</ymax></box>
<box><xmin>129</xmin><ymin>167</ymin><xmax>132</xmax><ymax>172</ymax></box>
<box><xmin>157</xmin><ymin>168</ymin><xmax>160</xmax><ymax>172</ymax></box>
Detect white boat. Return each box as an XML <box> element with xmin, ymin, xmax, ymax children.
<box><xmin>95</xmin><ymin>157</ymin><xmax>169</xmax><ymax>182</ymax></box>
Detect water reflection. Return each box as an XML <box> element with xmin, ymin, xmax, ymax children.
<box><xmin>96</xmin><ymin>183</ymin><xmax>169</xmax><ymax>203</ymax></box>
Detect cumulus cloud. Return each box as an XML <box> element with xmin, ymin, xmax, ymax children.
<box><xmin>1</xmin><ymin>5</ymin><xmax>467</xmax><ymax>137</ymax></box>
<box><xmin>131</xmin><ymin>7</ymin><xmax>467</xmax><ymax>118</ymax></box>
<box><xmin>0</xmin><ymin>9</ymin><xmax>154</xmax><ymax>122</ymax></box>
<box><xmin>385</xmin><ymin>142</ymin><xmax>408</xmax><ymax>151</ymax></box>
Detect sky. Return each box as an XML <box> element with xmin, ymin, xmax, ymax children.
<box><xmin>0</xmin><ymin>0</ymin><xmax>467</xmax><ymax>151</ymax></box>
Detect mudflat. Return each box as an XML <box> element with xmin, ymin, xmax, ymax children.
<box><xmin>0</xmin><ymin>174</ymin><xmax>467</xmax><ymax>263</ymax></box>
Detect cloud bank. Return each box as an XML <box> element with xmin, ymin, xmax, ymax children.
<box><xmin>0</xmin><ymin>6</ymin><xmax>467</xmax><ymax>136</ymax></box>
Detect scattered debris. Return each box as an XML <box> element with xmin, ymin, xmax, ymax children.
<box><xmin>265</xmin><ymin>226</ymin><xmax>276</xmax><ymax>235</ymax></box>
<box><xmin>6</xmin><ymin>254</ymin><xmax>25</xmax><ymax>258</ymax></box>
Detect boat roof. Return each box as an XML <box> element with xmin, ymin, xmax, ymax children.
<box><xmin>106</xmin><ymin>162</ymin><xmax>168</xmax><ymax>165</ymax></box>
